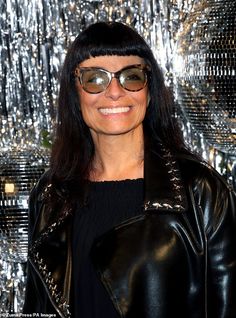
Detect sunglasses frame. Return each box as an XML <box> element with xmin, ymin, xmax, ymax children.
<box><xmin>74</xmin><ymin>64</ymin><xmax>150</xmax><ymax>94</ymax></box>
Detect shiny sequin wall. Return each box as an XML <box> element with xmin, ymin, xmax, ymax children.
<box><xmin>0</xmin><ymin>0</ymin><xmax>235</xmax><ymax>313</ymax></box>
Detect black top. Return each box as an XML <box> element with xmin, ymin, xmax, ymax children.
<box><xmin>72</xmin><ymin>179</ymin><xmax>144</xmax><ymax>318</ymax></box>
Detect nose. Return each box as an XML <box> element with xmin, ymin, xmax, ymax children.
<box><xmin>104</xmin><ymin>78</ymin><xmax>125</xmax><ymax>100</ymax></box>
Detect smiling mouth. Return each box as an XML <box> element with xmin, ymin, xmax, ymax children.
<box><xmin>98</xmin><ymin>107</ymin><xmax>131</xmax><ymax>115</ymax></box>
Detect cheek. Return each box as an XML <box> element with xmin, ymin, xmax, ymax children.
<box><xmin>78</xmin><ymin>88</ymin><xmax>96</xmax><ymax>110</ymax></box>
<box><xmin>78</xmin><ymin>91</ymin><xmax>99</xmax><ymax>125</ymax></box>
<box><xmin>136</xmin><ymin>90</ymin><xmax>149</xmax><ymax>109</ymax></box>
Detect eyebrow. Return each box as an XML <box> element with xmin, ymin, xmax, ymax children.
<box><xmin>76</xmin><ymin>64</ymin><xmax>144</xmax><ymax>72</ymax></box>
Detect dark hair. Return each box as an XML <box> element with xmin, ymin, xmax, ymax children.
<box><xmin>49</xmin><ymin>21</ymin><xmax>186</xmax><ymax>200</ymax></box>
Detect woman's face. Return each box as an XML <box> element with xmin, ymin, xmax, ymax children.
<box><xmin>75</xmin><ymin>55</ymin><xmax>149</xmax><ymax>138</ymax></box>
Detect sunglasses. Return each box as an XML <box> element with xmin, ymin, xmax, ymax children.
<box><xmin>74</xmin><ymin>64</ymin><xmax>149</xmax><ymax>94</ymax></box>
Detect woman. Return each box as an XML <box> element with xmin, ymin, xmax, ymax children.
<box><xmin>23</xmin><ymin>22</ymin><xmax>236</xmax><ymax>318</ymax></box>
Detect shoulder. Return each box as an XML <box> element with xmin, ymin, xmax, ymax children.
<box><xmin>29</xmin><ymin>169</ymin><xmax>51</xmax><ymax>205</ymax></box>
<box><xmin>149</xmin><ymin>138</ymin><xmax>231</xmax><ymax>194</ymax></box>
<box><xmin>147</xmin><ymin>138</ymin><xmax>234</xmax><ymax>208</ymax></box>
<box><xmin>175</xmin><ymin>152</ymin><xmax>235</xmax><ymax>234</ymax></box>
<box><xmin>28</xmin><ymin>169</ymin><xmax>75</xmax><ymax>240</ymax></box>
<box><xmin>176</xmin><ymin>152</ymin><xmax>231</xmax><ymax>193</ymax></box>
<box><xmin>28</xmin><ymin>170</ymin><xmax>52</xmax><ymax>239</ymax></box>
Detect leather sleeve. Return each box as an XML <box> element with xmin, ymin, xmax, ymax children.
<box><xmin>23</xmin><ymin>182</ymin><xmax>43</xmax><ymax>312</ymax></box>
<box><xmin>23</xmin><ymin>175</ymin><xmax>56</xmax><ymax>315</ymax></box>
<box><xmin>193</xmin><ymin>168</ymin><xmax>236</xmax><ymax>318</ymax></box>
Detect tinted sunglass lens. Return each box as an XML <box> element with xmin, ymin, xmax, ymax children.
<box><xmin>120</xmin><ymin>68</ymin><xmax>147</xmax><ymax>91</ymax></box>
<box><xmin>82</xmin><ymin>70</ymin><xmax>109</xmax><ymax>93</ymax></box>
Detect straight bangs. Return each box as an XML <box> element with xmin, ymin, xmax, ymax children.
<box><xmin>86</xmin><ymin>41</ymin><xmax>148</xmax><ymax>59</ymax></box>
<box><xmin>73</xmin><ymin>22</ymin><xmax>151</xmax><ymax>65</ymax></box>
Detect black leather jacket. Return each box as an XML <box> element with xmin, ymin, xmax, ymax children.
<box><xmin>23</xmin><ymin>143</ymin><xmax>236</xmax><ymax>318</ymax></box>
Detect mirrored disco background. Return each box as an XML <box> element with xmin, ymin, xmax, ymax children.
<box><xmin>0</xmin><ymin>0</ymin><xmax>235</xmax><ymax>312</ymax></box>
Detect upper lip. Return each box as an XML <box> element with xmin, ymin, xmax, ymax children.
<box><xmin>98</xmin><ymin>106</ymin><xmax>131</xmax><ymax>109</ymax></box>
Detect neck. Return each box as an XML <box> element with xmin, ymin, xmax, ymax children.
<box><xmin>90</xmin><ymin>127</ymin><xmax>144</xmax><ymax>181</ymax></box>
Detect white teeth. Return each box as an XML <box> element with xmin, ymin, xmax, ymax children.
<box><xmin>99</xmin><ymin>107</ymin><xmax>130</xmax><ymax>115</ymax></box>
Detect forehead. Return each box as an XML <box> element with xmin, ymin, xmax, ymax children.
<box><xmin>79</xmin><ymin>55</ymin><xmax>145</xmax><ymax>71</ymax></box>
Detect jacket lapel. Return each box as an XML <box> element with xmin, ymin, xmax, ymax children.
<box><xmin>28</xmin><ymin>199</ymin><xmax>73</xmax><ymax>318</ymax></box>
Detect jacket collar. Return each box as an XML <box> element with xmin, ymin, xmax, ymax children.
<box><xmin>144</xmin><ymin>141</ymin><xmax>188</xmax><ymax>212</ymax></box>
